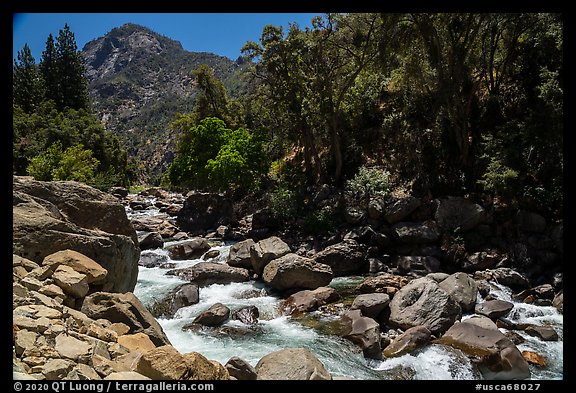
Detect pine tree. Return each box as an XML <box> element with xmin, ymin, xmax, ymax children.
<box><xmin>56</xmin><ymin>23</ymin><xmax>90</xmax><ymax>111</ymax></box>
<box><xmin>39</xmin><ymin>34</ymin><xmax>59</xmax><ymax>107</ymax></box>
<box><xmin>13</xmin><ymin>44</ymin><xmax>44</xmax><ymax>112</ymax></box>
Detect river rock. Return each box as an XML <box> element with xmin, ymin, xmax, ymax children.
<box><xmin>13</xmin><ymin>176</ymin><xmax>140</xmax><ymax>293</ymax></box>
<box><xmin>250</xmin><ymin>236</ymin><xmax>291</xmax><ymax>275</ymax></box>
<box><xmin>350</xmin><ymin>293</ymin><xmax>390</xmax><ymax>319</ymax></box>
<box><xmin>81</xmin><ymin>292</ymin><xmax>171</xmax><ymax>347</ymax></box>
<box><xmin>280</xmin><ymin>287</ymin><xmax>339</xmax><ymax>315</ymax></box>
<box><xmin>176</xmin><ymin>191</ymin><xmax>233</xmax><ymax>233</ymax></box>
<box><xmin>313</xmin><ymin>239</ymin><xmax>368</xmax><ymax>276</ymax></box>
<box><xmin>392</xmin><ymin>222</ymin><xmax>439</xmax><ymax>244</ymax></box>
<box><xmin>384</xmin><ymin>196</ymin><xmax>422</xmax><ymax>224</ymax></box>
<box><xmin>52</xmin><ymin>265</ymin><xmax>90</xmax><ymax>298</ymax></box>
<box><xmin>150</xmin><ymin>283</ymin><xmax>200</xmax><ymax>318</ymax></box>
<box><xmin>438</xmin><ymin>272</ymin><xmax>478</xmax><ymax>312</ymax></box>
<box><xmin>388</xmin><ymin>277</ymin><xmax>462</xmax><ymax>336</ymax></box>
<box><xmin>262</xmin><ymin>253</ymin><xmax>333</xmax><ymax>292</ymax></box>
<box><xmin>437</xmin><ymin>321</ymin><xmax>530</xmax><ymax>380</ymax></box>
<box><xmin>435</xmin><ymin>197</ymin><xmax>486</xmax><ymax>232</ymax></box>
<box><xmin>475</xmin><ymin>299</ymin><xmax>514</xmax><ymax>319</ymax></box>
<box><xmin>166</xmin><ymin>238</ymin><xmax>211</xmax><ymax>260</ymax></box>
<box><xmin>138</xmin><ymin>232</ymin><xmax>164</xmax><ymax>251</ymax></box>
<box><xmin>232</xmin><ymin>306</ymin><xmax>260</xmax><ymax>325</ymax></box>
<box><xmin>193</xmin><ymin>303</ymin><xmax>230</xmax><ymax>327</ymax></box>
<box><xmin>473</xmin><ymin>268</ymin><xmax>530</xmax><ymax>290</ymax></box>
<box><xmin>552</xmin><ymin>291</ymin><xmax>563</xmax><ymax>314</ymax></box>
<box><xmin>395</xmin><ymin>255</ymin><xmax>441</xmax><ymax>275</ymax></box>
<box><xmin>42</xmin><ymin>249</ymin><xmax>108</xmax><ymax>286</ymax></box>
<box><xmin>138</xmin><ymin>251</ymin><xmax>169</xmax><ymax>268</ymax></box>
<box><xmin>136</xmin><ymin>345</ymin><xmax>189</xmax><ymax>380</ymax></box>
<box><xmin>356</xmin><ymin>273</ymin><xmax>410</xmax><ymax>295</ymax></box>
<box><xmin>227</xmin><ymin>239</ymin><xmax>256</xmax><ymax>269</ymax></box>
<box><xmin>255</xmin><ymin>348</ymin><xmax>332</xmax><ymax>380</ymax></box>
<box><xmin>524</xmin><ymin>325</ymin><xmax>559</xmax><ymax>341</ymax></box>
<box><xmin>339</xmin><ymin>309</ymin><xmax>382</xmax><ymax>359</ymax></box>
<box><xmin>166</xmin><ymin>262</ymin><xmax>250</xmax><ymax>286</ymax></box>
<box><xmin>225</xmin><ymin>356</ymin><xmax>257</xmax><ymax>380</ymax></box>
<box><xmin>383</xmin><ymin>325</ymin><xmax>432</xmax><ymax>358</ymax></box>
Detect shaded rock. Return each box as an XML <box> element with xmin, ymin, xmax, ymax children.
<box><xmin>514</xmin><ymin>210</ymin><xmax>546</xmax><ymax>233</ymax></box>
<box><xmin>392</xmin><ymin>222</ymin><xmax>439</xmax><ymax>244</ymax></box>
<box><xmin>552</xmin><ymin>291</ymin><xmax>563</xmax><ymax>314</ymax></box>
<box><xmin>439</xmin><ymin>272</ymin><xmax>478</xmax><ymax>312</ymax></box>
<box><xmin>81</xmin><ymin>292</ymin><xmax>170</xmax><ymax>347</ymax></box>
<box><xmin>384</xmin><ymin>196</ymin><xmax>422</xmax><ymax>224</ymax></box>
<box><xmin>388</xmin><ymin>277</ymin><xmax>462</xmax><ymax>336</ymax></box>
<box><xmin>138</xmin><ymin>251</ymin><xmax>169</xmax><ymax>268</ymax></box>
<box><xmin>262</xmin><ymin>253</ymin><xmax>333</xmax><ymax>292</ymax></box>
<box><xmin>339</xmin><ymin>309</ymin><xmax>382</xmax><ymax>359</ymax></box>
<box><xmin>193</xmin><ymin>303</ymin><xmax>230</xmax><ymax>327</ymax></box>
<box><xmin>313</xmin><ymin>239</ymin><xmax>368</xmax><ymax>277</ymax></box>
<box><xmin>475</xmin><ymin>300</ymin><xmax>514</xmax><ymax>320</ymax></box>
<box><xmin>350</xmin><ymin>293</ymin><xmax>390</xmax><ymax>319</ymax></box>
<box><xmin>166</xmin><ymin>238</ymin><xmax>211</xmax><ymax>260</ymax></box>
<box><xmin>437</xmin><ymin>321</ymin><xmax>530</xmax><ymax>380</ymax></box>
<box><xmin>280</xmin><ymin>287</ymin><xmax>339</xmax><ymax>315</ymax></box>
<box><xmin>225</xmin><ymin>356</ymin><xmax>257</xmax><ymax>380</ymax></box>
<box><xmin>232</xmin><ymin>306</ymin><xmax>259</xmax><ymax>325</ymax></box>
<box><xmin>255</xmin><ymin>348</ymin><xmax>331</xmax><ymax>380</ymax></box>
<box><xmin>150</xmin><ymin>283</ymin><xmax>199</xmax><ymax>318</ymax></box>
<box><xmin>13</xmin><ymin>176</ymin><xmax>139</xmax><ymax>293</ymax></box>
<box><xmin>383</xmin><ymin>325</ymin><xmax>432</xmax><ymax>358</ymax></box>
<box><xmin>227</xmin><ymin>239</ymin><xmax>255</xmax><ymax>269</ymax></box>
<box><xmin>435</xmin><ymin>197</ymin><xmax>486</xmax><ymax>232</ymax></box>
<box><xmin>395</xmin><ymin>255</ymin><xmax>441</xmax><ymax>275</ymax></box>
<box><xmin>176</xmin><ymin>192</ymin><xmax>233</xmax><ymax>232</ymax></box>
<box><xmin>250</xmin><ymin>236</ymin><xmax>291</xmax><ymax>275</ymax></box>
<box><xmin>462</xmin><ymin>251</ymin><xmax>501</xmax><ymax>272</ymax></box>
<box><xmin>473</xmin><ymin>268</ymin><xmax>530</xmax><ymax>290</ymax></box>
<box><xmin>138</xmin><ymin>232</ymin><xmax>164</xmax><ymax>251</ymax></box>
<box><xmin>251</xmin><ymin>208</ymin><xmax>280</xmax><ymax>231</ymax></box>
<box><xmin>166</xmin><ymin>262</ymin><xmax>250</xmax><ymax>287</ymax></box>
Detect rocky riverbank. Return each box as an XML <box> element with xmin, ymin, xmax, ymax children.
<box><xmin>13</xmin><ymin>176</ymin><xmax>563</xmax><ymax>380</ymax></box>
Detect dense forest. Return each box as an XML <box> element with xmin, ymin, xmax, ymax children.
<box><xmin>13</xmin><ymin>14</ymin><xmax>563</xmax><ymax>221</ymax></box>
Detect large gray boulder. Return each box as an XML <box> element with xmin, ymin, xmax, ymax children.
<box><xmin>262</xmin><ymin>253</ymin><xmax>333</xmax><ymax>292</ymax></box>
<box><xmin>437</xmin><ymin>321</ymin><xmax>530</xmax><ymax>380</ymax></box>
<box><xmin>176</xmin><ymin>192</ymin><xmax>233</xmax><ymax>232</ymax></box>
<box><xmin>255</xmin><ymin>348</ymin><xmax>332</xmax><ymax>380</ymax></box>
<box><xmin>388</xmin><ymin>277</ymin><xmax>462</xmax><ymax>336</ymax></box>
<box><xmin>435</xmin><ymin>197</ymin><xmax>487</xmax><ymax>232</ymax></box>
<box><xmin>438</xmin><ymin>272</ymin><xmax>479</xmax><ymax>312</ymax></box>
<box><xmin>250</xmin><ymin>236</ymin><xmax>291</xmax><ymax>275</ymax></box>
<box><xmin>166</xmin><ymin>262</ymin><xmax>249</xmax><ymax>287</ymax></box>
<box><xmin>313</xmin><ymin>239</ymin><xmax>368</xmax><ymax>276</ymax></box>
<box><xmin>13</xmin><ymin>176</ymin><xmax>139</xmax><ymax>293</ymax></box>
<box><xmin>227</xmin><ymin>239</ymin><xmax>256</xmax><ymax>269</ymax></box>
<box><xmin>339</xmin><ymin>309</ymin><xmax>382</xmax><ymax>359</ymax></box>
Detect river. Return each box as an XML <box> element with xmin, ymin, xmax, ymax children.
<box><xmin>128</xmin><ymin>198</ymin><xmax>563</xmax><ymax>380</ymax></box>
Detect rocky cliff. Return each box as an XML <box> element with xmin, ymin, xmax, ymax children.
<box><xmin>81</xmin><ymin>23</ymin><xmax>250</xmax><ymax>184</ymax></box>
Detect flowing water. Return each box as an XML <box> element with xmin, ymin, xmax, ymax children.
<box><xmin>128</xmin><ymin>199</ymin><xmax>563</xmax><ymax>380</ymax></box>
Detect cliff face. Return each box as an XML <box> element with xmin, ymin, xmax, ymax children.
<box><xmin>81</xmin><ymin>23</ymin><xmax>249</xmax><ymax>184</ymax></box>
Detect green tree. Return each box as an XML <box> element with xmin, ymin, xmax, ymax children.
<box><xmin>56</xmin><ymin>24</ymin><xmax>90</xmax><ymax>111</ymax></box>
<box><xmin>27</xmin><ymin>141</ymin><xmax>99</xmax><ymax>183</ymax></box>
<box><xmin>13</xmin><ymin>44</ymin><xmax>44</xmax><ymax>113</ymax></box>
<box><xmin>39</xmin><ymin>34</ymin><xmax>59</xmax><ymax>106</ymax></box>
<box><xmin>165</xmin><ymin>117</ymin><xmax>267</xmax><ymax>192</ymax></box>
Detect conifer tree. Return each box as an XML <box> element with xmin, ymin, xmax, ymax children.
<box><xmin>13</xmin><ymin>44</ymin><xmax>44</xmax><ymax>112</ymax></box>
<box><xmin>39</xmin><ymin>34</ymin><xmax>59</xmax><ymax>106</ymax></box>
<box><xmin>56</xmin><ymin>23</ymin><xmax>90</xmax><ymax>111</ymax></box>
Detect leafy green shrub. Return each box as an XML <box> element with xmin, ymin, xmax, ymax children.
<box><xmin>27</xmin><ymin>141</ymin><xmax>99</xmax><ymax>183</ymax></box>
<box><xmin>346</xmin><ymin>166</ymin><xmax>390</xmax><ymax>200</ymax></box>
<box><xmin>303</xmin><ymin>206</ymin><xmax>334</xmax><ymax>236</ymax></box>
<box><xmin>477</xmin><ymin>158</ymin><xmax>519</xmax><ymax>196</ymax></box>
<box><xmin>269</xmin><ymin>186</ymin><xmax>299</xmax><ymax>223</ymax></box>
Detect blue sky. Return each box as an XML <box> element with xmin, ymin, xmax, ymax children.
<box><xmin>13</xmin><ymin>13</ymin><xmax>321</xmax><ymax>62</ymax></box>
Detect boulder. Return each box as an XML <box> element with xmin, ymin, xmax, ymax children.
<box><xmin>356</xmin><ymin>273</ymin><xmax>409</xmax><ymax>295</ymax></box>
<box><xmin>136</xmin><ymin>345</ymin><xmax>189</xmax><ymax>380</ymax></box>
<box><xmin>250</xmin><ymin>236</ymin><xmax>291</xmax><ymax>275</ymax></box>
<box><xmin>255</xmin><ymin>348</ymin><xmax>331</xmax><ymax>380</ymax></box>
<box><xmin>435</xmin><ymin>197</ymin><xmax>486</xmax><ymax>232</ymax></box>
<box><xmin>262</xmin><ymin>253</ymin><xmax>333</xmax><ymax>292</ymax></box>
<box><xmin>350</xmin><ymin>293</ymin><xmax>390</xmax><ymax>319</ymax></box>
<box><xmin>438</xmin><ymin>272</ymin><xmax>479</xmax><ymax>312</ymax></box>
<box><xmin>13</xmin><ymin>176</ymin><xmax>139</xmax><ymax>293</ymax></box>
<box><xmin>339</xmin><ymin>310</ymin><xmax>382</xmax><ymax>359</ymax></box>
<box><xmin>42</xmin><ymin>249</ymin><xmax>108</xmax><ymax>285</ymax></box>
<box><xmin>138</xmin><ymin>232</ymin><xmax>164</xmax><ymax>251</ymax></box>
<box><xmin>225</xmin><ymin>356</ymin><xmax>257</xmax><ymax>380</ymax></box>
<box><xmin>150</xmin><ymin>283</ymin><xmax>200</xmax><ymax>318</ymax></box>
<box><xmin>52</xmin><ymin>265</ymin><xmax>90</xmax><ymax>298</ymax></box>
<box><xmin>383</xmin><ymin>325</ymin><xmax>432</xmax><ymax>358</ymax></box>
<box><xmin>232</xmin><ymin>306</ymin><xmax>260</xmax><ymax>325</ymax></box>
<box><xmin>166</xmin><ymin>262</ymin><xmax>250</xmax><ymax>287</ymax></box>
<box><xmin>392</xmin><ymin>222</ymin><xmax>439</xmax><ymax>244</ymax></box>
<box><xmin>81</xmin><ymin>292</ymin><xmax>171</xmax><ymax>347</ymax></box>
<box><xmin>473</xmin><ymin>268</ymin><xmax>530</xmax><ymax>290</ymax></box>
<box><xmin>176</xmin><ymin>192</ymin><xmax>233</xmax><ymax>232</ymax></box>
<box><xmin>514</xmin><ymin>210</ymin><xmax>546</xmax><ymax>233</ymax></box>
<box><xmin>166</xmin><ymin>238</ymin><xmax>211</xmax><ymax>260</ymax></box>
<box><xmin>192</xmin><ymin>303</ymin><xmax>230</xmax><ymax>327</ymax></box>
<box><xmin>383</xmin><ymin>196</ymin><xmax>422</xmax><ymax>224</ymax></box>
<box><xmin>395</xmin><ymin>255</ymin><xmax>441</xmax><ymax>275</ymax></box>
<box><xmin>437</xmin><ymin>321</ymin><xmax>530</xmax><ymax>380</ymax></box>
<box><xmin>313</xmin><ymin>239</ymin><xmax>368</xmax><ymax>276</ymax></box>
<box><xmin>280</xmin><ymin>287</ymin><xmax>339</xmax><ymax>315</ymax></box>
<box><xmin>475</xmin><ymin>300</ymin><xmax>514</xmax><ymax>320</ymax></box>
<box><xmin>227</xmin><ymin>239</ymin><xmax>256</xmax><ymax>269</ymax></box>
<box><xmin>388</xmin><ymin>277</ymin><xmax>462</xmax><ymax>336</ymax></box>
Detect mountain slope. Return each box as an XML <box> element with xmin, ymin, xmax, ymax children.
<box><xmin>82</xmin><ymin>23</ymin><xmax>250</xmax><ymax>184</ymax></box>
